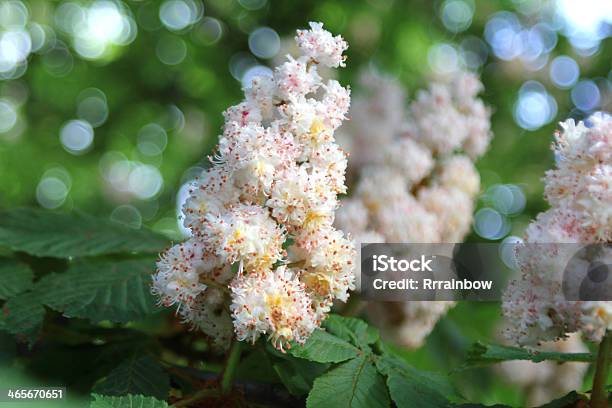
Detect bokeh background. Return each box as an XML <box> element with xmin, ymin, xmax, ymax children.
<box><xmin>0</xmin><ymin>0</ymin><xmax>610</xmax><ymax>405</ymax></box>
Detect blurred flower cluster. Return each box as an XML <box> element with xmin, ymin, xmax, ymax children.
<box><xmin>152</xmin><ymin>22</ymin><xmax>355</xmax><ymax>351</ymax></box>
<box><xmin>335</xmin><ymin>69</ymin><xmax>492</xmax><ymax>348</ymax></box>
<box><xmin>503</xmin><ymin>113</ymin><xmax>611</xmax><ymax>346</ymax></box>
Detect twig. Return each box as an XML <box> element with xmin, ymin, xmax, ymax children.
<box><xmin>591</xmin><ymin>330</ymin><xmax>611</xmax><ymax>408</ymax></box>
<box><xmin>172</xmin><ymin>388</ymin><xmax>218</xmax><ymax>408</ymax></box>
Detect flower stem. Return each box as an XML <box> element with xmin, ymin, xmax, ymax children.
<box><xmin>591</xmin><ymin>330</ymin><xmax>611</xmax><ymax>408</ymax></box>
<box><xmin>220</xmin><ymin>339</ymin><xmax>242</xmax><ymax>395</ymax></box>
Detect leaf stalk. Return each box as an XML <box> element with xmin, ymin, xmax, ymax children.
<box><xmin>591</xmin><ymin>330</ymin><xmax>611</xmax><ymax>408</ymax></box>
<box><xmin>220</xmin><ymin>339</ymin><xmax>242</xmax><ymax>395</ymax></box>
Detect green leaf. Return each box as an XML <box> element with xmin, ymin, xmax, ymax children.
<box><xmin>89</xmin><ymin>394</ymin><xmax>169</xmax><ymax>408</ymax></box>
<box><xmin>236</xmin><ymin>346</ymin><xmax>282</xmax><ymax>383</ymax></box>
<box><xmin>465</xmin><ymin>342</ymin><xmax>595</xmax><ymax>367</ymax></box>
<box><xmin>27</xmin><ymin>331</ymin><xmax>154</xmax><ymax>391</ymax></box>
<box><xmin>0</xmin><ymin>259</ymin><xmax>158</xmax><ymax>341</ymax></box>
<box><xmin>324</xmin><ymin>315</ymin><xmax>366</xmax><ymax>339</ymax></box>
<box><xmin>0</xmin><ymin>332</ymin><xmax>16</xmax><ymax>365</ymax></box>
<box><xmin>365</xmin><ymin>326</ymin><xmax>380</xmax><ymax>345</ymax></box>
<box><xmin>93</xmin><ymin>355</ymin><xmax>170</xmax><ymax>400</ymax></box>
<box><xmin>38</xmin><ymin>259</ymin><xmax>159</xmax><ymax>323</ymax></box>
<box><xmin>375</xmin><ymin>352</ymin><xmax>455</xmax><ymax>408</ymax></box>
<box><xmin>323</xmin><ymin>315</ymin><xmax>377</xmax><ymax>348</ymax></box>
<box><xmin>0</xmin><ymin>290</ymin><xmax>45</xmax><ymax>342</ymax></box>
<box><xmin>0</xmin><ymin>208</ymin><xmax>168</xmax><ymax>258</ymax></box>
<box><xmin>273</xmin><ymin>358</ymin><xmax>329</xmax><ymax>396</ymax></box>
<box><xmin>0</xmin><ymin>259</ymin><xmax>33</xmax><ymax>300</ymax></box>
<box><xmin>290</xmin><ymin>329</ymin><xmax>360</xmax><ymax>363</ymax></box>
<box><xmin>307</xmin><ymin>355</ymin><xmax>389</xmax><ymax>408</ymax></box>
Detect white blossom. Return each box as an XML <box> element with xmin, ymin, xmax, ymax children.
<box><xmin>182</xmin><ymin>166</ymin><xmax>239</xmax><ymax>233</ymax></box>
<box><xmin>230</xmin><ymin>266</ymin><xmax>317</xmax><ymax>351</ymax></box>
<box><xmin>275</xmin><ymin>55</ymin><xmax>321</xmax><ymax>99</ymax></box>
<box><xmin>181</xmin><ymin>289</ymin><xmax>234</xmax><ymax>351</ymax></box>
<box><xmin>356</xmin><ymin>166</ymin><xmax>410</xmax><ymax>211</ymax></box>
<box><xmin>266</xmin><ymin>164</ymin><xmax>338</xmax><ymax>230</ymax></box>
<box><xmin>409</xmin><ymin>73</ymin><xmax>492</xmax><ymax>157</ymax></box>
<box><xmin>582</xmin><ymin>301</ymin><xmax>612</xmax><ymax>335</ymax></box>
<box><xmin>374</xmin><ymin>197</ymin><xmax>441</xmax><ymax>243</ymax></box>
<box><xmin>201</xmin><ymin>203</ymin><xmax>285</xmax><ymax>273</ymax></box>
<box><xmin>245</xmin><ymin>76</ymin><xmax>276</xmax><ymax>122</ymax></box>
<box><xmin>152</xmin><ymin>241</ymin><xmax>220</xmax><ymax>311</ymax></box>
<box><xmin>381</xmin><ymin>138</ymin><xmax>434</xmax><ymax>186</ymax></box>
<box><xmin>299</xmin><ymin>226</ymin><xmax>356</xmax><ymax>303</ymax></box>
<box><xmin>223</xmin><ymin>101</ymin><xmax>262</xmax><ymax>128</ymax></box>
<box><xmin>437</xmin><ymin>155</ymin><xmax>480</xmax><ymax>197</ymax></box>
<box><xmin>335</xmin><ymin>199</ymin><xmax>369</xmax><ymax>236</ymax></box>
<box><xmin>216</xmin><ymin>122</ymin><xmax>298</xmax><ymax>197</ymax></box>
<box><xmin>295</xmin><ymin>22</ymin><xmax>348</xmax><ymax>68</ymax></box>
<box><xmin>320</xmin><ymin>79</ymin><xmax>351</xmax><ymax>130</ymax></box>
<box><xmin>418</xmin><ymin>186</ymin><xmax>474</xmax><ymax>243</ymax></box>
<box><xmin>310</xmin><ymin>143</ymin><xmax>348</xmax><ymax>194</ymax></box>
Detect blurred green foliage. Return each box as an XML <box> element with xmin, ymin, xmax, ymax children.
<box><xmin>0</xmin><ymin>0</ymin><xmax>609</xmax><ymax>236</ymax></box>
<box><xmin>0</xmin><ymin>0</ymin><xmax>610</xmax><ymax>405</ymax></box>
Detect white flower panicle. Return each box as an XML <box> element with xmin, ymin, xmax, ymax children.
<box><xmin>502</xmin><ymin>113</ymin><xmax>611</xmax><ymax>346</ymax></box>
<box><xmin>151</xmin><ymin>23</ymin><xmax>353</xmax><ymax>351</ymax></box>
<box><xmin>335</xmin><ymin>69</ymin><xmax>492</xmax><ymax>349</ymax></box>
